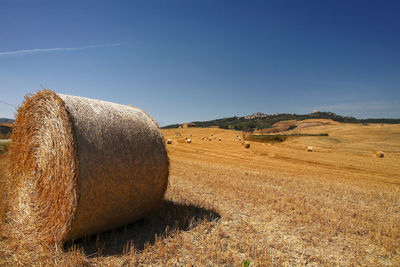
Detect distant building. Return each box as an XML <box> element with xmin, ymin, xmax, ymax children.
<box><xmin>244</xmin><ymin>112</ymin><xmax>268</xmax><ymax>119</ymax></box>
<box><xmin>183</xmin><ymin>122</ymin><xmax>196</xmax><ymax>128</ymax></box>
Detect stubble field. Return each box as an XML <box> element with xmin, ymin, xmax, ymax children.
<box><xmin>0</xmin><ymin>120</ymin><xmax>399</xmax><ymax>266</ymax></box>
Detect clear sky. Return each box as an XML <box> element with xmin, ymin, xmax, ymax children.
<box><xmin>1</xmin><ymin>0</ymin><xmax>399</xmax><ymax>126</ymax></box>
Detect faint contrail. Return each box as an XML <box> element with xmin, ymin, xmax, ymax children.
<box><xmin>0</xmin><ymin>43</ymin><xmax>122</xmax><ymax>57</ymax></box>
<box><xmin>0</xmin><ymin>101</ymin><xmax>16</xmax><ymax>108</ymax></box>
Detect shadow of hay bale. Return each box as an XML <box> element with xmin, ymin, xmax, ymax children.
<box><xmin>63</xmin><ymin>200</ymin><xmax>220</xmax><ymax>256</ymax></box>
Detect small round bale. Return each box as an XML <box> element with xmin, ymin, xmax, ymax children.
<box><xmin>187</xmin><ymin>138</ymin><xmax>192</xmax><ymax>143</ymax></box>
<box><xmin>219</xmin><ymin>137</ymin><xmax>222</xmax><ymax>141</ymax></box>
<box><xmin>167</xmin><ymin>139</ymin><xmax>172</xmax><ymax>144</ymax></box>
<box><xmin>242</xmin><ymin>142</ymin><xmax>250</xmax><ymax>148</ymax></box>
<box><xmin>306</xmin><ymin>146</ymin><xmax>313</xmax><ymax>152</ymax></box>
<box><xmin>208</xmin><ymin>137</ymin><xmax>212</xmax><ymax>141</ymax></box>
<box><xmin>7</xmin><ymin>90</ymin><xmax>169</xmax><ymax>246</ymax></box>
<box><xmin>201</xmin><ymin>136</ymin><xmax>204</xmax><ymax>140</ymax></box>
<box><xmin>374</xmin><ymin>150</ymin><xmax>384</xmax><ymax>158</ymax></box>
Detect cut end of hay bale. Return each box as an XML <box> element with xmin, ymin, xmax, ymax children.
<box><xmin>8</xmin><ymin>90</ymin><xmax>79</xmax><ymax>246</ymax></box>
<box><xmin>7</xmin><ymin>90</ymin><xmax>169</xmax><ymax>246</ymax></box>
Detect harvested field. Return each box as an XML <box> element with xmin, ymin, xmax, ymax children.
<box><xmin>260</xmin><ymin>119</ymin><xmax>336</xmax><ymax>134</ymax></box>
<box><xmin>261</xmin><ymin>120</ymin><xmax>298</xmax><ymax>133</ymax></box>
<box><xmin>1</xmin><ymin>121</ymin><xmax>400</xmax><ymax>266</ymax></box>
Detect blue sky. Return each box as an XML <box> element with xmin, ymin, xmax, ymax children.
<box><xmin>0</xmin><ymin>0</ymin><xmax>399</xmax><ymax>125</ymax></box>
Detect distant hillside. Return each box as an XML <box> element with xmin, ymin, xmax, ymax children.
<box><xmin>0</xmin><ymin>118</ymin><xmax>14</xmax><ymax>124</ymax></box>
<box><xmin>162</xmin><ymin>112</ymin><xmax>400</xmax><ymax>131</ymax></box>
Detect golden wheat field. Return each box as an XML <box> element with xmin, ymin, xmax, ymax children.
<box><xmin>0</xmin><ymin>120</ymin><xmax>399</xmax><ymax>266</ymax></box>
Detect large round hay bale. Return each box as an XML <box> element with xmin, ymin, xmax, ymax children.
<box><xmin>7</xmin><ymin>90</ymin><xmax>169</xmax><ymax>246</ymax></box>
<box><xmin>242</xmin><ymin>142</ymin><xmax>250</xmax><ymax>148</ymax></box>
<box><xmin>374</xmin><ymin>150</ymin><xmax>384</xmax><ymax>158</ymax></box>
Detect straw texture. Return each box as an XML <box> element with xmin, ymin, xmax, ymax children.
<box><xmin>8</xmin><ymin>90</ymin><xmax>169</xmax><ymax>246</ymax></box>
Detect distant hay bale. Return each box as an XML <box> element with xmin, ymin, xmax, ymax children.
<box><xmin>374</xmin><ymin>150</ymin><xmax>384</xmax><ymax>158</ymax></box>
<box><xmin>242</xmin><ymin>142</ymin><xmax>250</xmax><ymax>148</ymax></box>
<box><xmin>184</xmin><ymin>136</ymin><xmax>187</xmax><ymax>139</ymax></box>
<box><xmin>167</xmin><ymin>139</ymin><xmax>172</xmax><ymax>144</ymax></box>
<box><xmin>219</xmin><ymin>137</ymin><xmax>222</xmax><ymax>141</ymax></box>
<box><xmin>306</xmin><ymin>146</ymin><xmax>313</xmax><ymax>152</ymax></box>
<box><xmin>187</xmin><ymin>138</ymin><xmax>192</xmax><ymax>143</ymax></box>
<box><xmin>208</xmin><ymin>137</ymin><xmax>212</xmax><ymax>141</ymax></box>
<box><xmin>7</xmin><ymin>90</ymin><xmax>169</xmax><ymax>246</ymax></box>
<box><xmin>201</xmin><ymin>136</ymin><xmax>204</xmax><ymax>140</ymax></box>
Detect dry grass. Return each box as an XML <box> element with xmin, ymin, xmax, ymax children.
<box><xmin>1</xmin><ymin>121</ymin><xmax>400</xmax><ymax>266</ymax></box>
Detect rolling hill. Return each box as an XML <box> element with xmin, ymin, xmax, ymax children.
<box><xmin>162</xmin><ymin>111</ymin><xmax>400</xmax><ymax>131</ymax></box>
<box><xmin>0</xmin><ymin>118</ymin><xmax>14</xmax><ymax>124</ymax></box>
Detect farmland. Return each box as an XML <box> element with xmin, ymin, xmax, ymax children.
<box><xmin>1</xmin><ymin>120</ymin><xmax>399</xmax><ymax>266</ymax></box>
